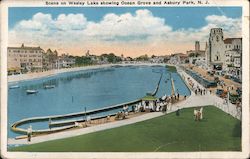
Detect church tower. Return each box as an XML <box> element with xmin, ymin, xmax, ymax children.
<box><xmin>195</xmin><ymin>41</ymin><xmax>200</xmax><ymax>52</ymax></box>
<box><xmin>208</xmin><ymin>28</ymin><xmax>225</xmax><ymax>68</ymax></box>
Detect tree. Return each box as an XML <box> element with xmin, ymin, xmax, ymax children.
<box><xmin>136</xmin><ymin>54</ymin><xmax>149</xmax><ymax>61</ymax></box>
<box><xmin>100</xmin><ymin>53</ymin><xmax>122</xmax><ymax>63</ymax></box>
<box><xmin>75</xmin><ymin>56</ymin><xmax>93</xmax><ymax>66</ymax></box>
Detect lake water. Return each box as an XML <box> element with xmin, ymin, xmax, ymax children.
<box><xmin>8</xmin><ymin>65</ymin><xmax>190</xmax><ymax>138</ymax></box>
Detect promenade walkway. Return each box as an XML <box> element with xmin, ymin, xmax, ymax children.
<box><xmin>8</xmin><ymin>112</ymin><xmax>164</xmax><ymax>145</ymax></box>
<box><xmin>8</xmin><ymin>66</ymin><xmax>241</xmax><ymax>146</ymax></box>
<box><xmin>177</xmin><ymin>66</ymin><xmax>241</xmax><ymax>120</ymax></box>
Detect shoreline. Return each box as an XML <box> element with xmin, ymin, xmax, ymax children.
<box><xmin>8</xmin><ymin>66</ymin><xmax>241</xmax><ymax>146</ymax></box>
<box><xmin>8</xmin><ymin>63</ymin><xmax>166</xmax><ymax>83</ymax></box>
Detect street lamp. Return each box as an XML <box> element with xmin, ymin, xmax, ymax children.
<box><xmin>227</xmin><ymin>86</ymin><xmax>230</xmax><ymax>115</ymax></box>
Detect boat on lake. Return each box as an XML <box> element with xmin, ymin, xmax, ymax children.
<box><xmin>9</xmin><ymin>85</ymin><xmax>20</xmax><ymax>89</ymax></box>
<box><xmin>26</xmin><ymin>90</ymin><xmax>38</xmax><ymax>94</ymax></box>
<box><xmin>44</xmin><ymin>85</ymin><xmax>55</xmax><ymax>89</ymax></box>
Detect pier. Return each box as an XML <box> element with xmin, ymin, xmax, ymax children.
<box><xmin>152</xmin><ymin>73</ymin><xmax>162</xmax><ymax>96</ymax></box>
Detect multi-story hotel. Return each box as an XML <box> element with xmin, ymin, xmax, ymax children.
<box><xmin>8</xmin><ymin>44</ymin><xmax>44</xmax><ymax>74</ymax></box>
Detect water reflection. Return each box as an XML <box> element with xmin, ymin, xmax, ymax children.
<box><xmin>18</xmin><ymin>68</ymin><xmax>115</xmax><ymax>90</ymax></box>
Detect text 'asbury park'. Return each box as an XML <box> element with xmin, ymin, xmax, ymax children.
<box><xmin>46</xmin><ymin>1</ymin><xmax>197</xmax><ymax>6</ymax></box>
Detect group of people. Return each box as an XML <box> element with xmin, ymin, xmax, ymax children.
<box><xmin>187</xmin><ymin>77</ymin><xmax>195</xmax><ymax>89</ymax></box>
<box><xmin>115</xmin><ymin>111</ymin><xmax>126</xmax><ymax>120</ymax></box>
<box><xmin>187</xmin><ymin>77</ymin><xmax>213</xmax><ymax>96</ymax></box>
<box><xmin>169</xmin><ymin>93</ymin><xmax>181</xmax><ymax>102</ymax></box>
<box><xmin>194</xmin><ymin>86</ymin><xmax>207</xmax><ymax>96</ymax></box>
<box><xmin>115</xmin><ymin>105</ymin><xmax>129</xmax><ymax>120</ymax></box>
<box><xmin>194</xmin><ymin>107</ymin><xmax>203</xmax><ymax>121</ymax></box>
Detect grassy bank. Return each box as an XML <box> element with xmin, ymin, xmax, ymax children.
<box><xmin>10</xmin><ymin>106</ymin><xmax>241</xmax><ymax>152</ymax></box>
<box><xmin>166</xmin><ymin>65</ymin><xmax>177</xmax><ymax>72</ymax></box>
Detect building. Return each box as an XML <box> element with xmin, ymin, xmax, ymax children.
<box><xmin>187</xmin><ymin>41</ymin><xmax>205</xmax><ymax>57</ymax></box>
<box><xmin>205</xmin><ymin>28</ymin><xmax>242</xmax><ymax>79</ymax></box>
<box><xmin>56</xmin><ymin>54</ymin><xmax>76</xmax><ymax>68</ymax></box>
<box><xmin>224</xmin><ymin>38</ymin><xmax>242</xmax><ymax>79</ymax></box>
<box><xmin>206</xmin><ymin>28</ymin><xmax>242</xmax><ymax>68</ymax></box>
<box><xmin>168</xmin><ymin>53</ymin><xmax>188</xmax><ymax>65</ymax></box>
<box><xmin>149</xmin><ymin>55</ymin><xmax>165</xmax><ymax>63</ymax></box>
<box><xmin>186</xmin><ymin>41</ymin><xmax>206</xmax><ymax>67</ymax></box>
<box><xmin>121</xmin><ymin>56</ymin><xmax>134</xmax><ymax>64</ymax></box>
<box><xmin>206</xmin><ymin>28</ymin><xmax>226</xmax><ymax>68</ymax></box>
<box><xmin>7</xmin><ymin>44</ymin><xmax>44</xmax><ymax>74</ymax></box>
<box><xmin>43</xmin><ymin>49</ymin><xmax>58</xmax><ymax>71</ymax></box>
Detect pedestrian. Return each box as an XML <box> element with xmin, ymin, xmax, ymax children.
<box><xmin>176</xmin><ymin>108</ymin><xmax>180</xmax><ymax>116</ymax></box>
<box><xmin>132</xmin><ymin>105</ymin><xmax>135</xmax><ymax>112</ymax></box>
<box><xmin>177</xmin><ymin>93</ymin><xmax>180</xmax><ymax>100</ymax></box>
<box><xmin>27</xmin><ymin>125</ymin><xmax>32</xmax><ymax>142</ymax></box>
<box><xmin>162</xmin><ymin>105</ymin><xmax>167</xmax><ymax>113</ymax></box>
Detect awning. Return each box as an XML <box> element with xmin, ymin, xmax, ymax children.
<box><xmin>8</xmin><ymin>67</ymin><xmax>21</xmax><ymax>71</ymax></box>
<box><xmin>141</xmin><ymin>95</ymin><xmax>157</xmax><ymax>101</ymax></box>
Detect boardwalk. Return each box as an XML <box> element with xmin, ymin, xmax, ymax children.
<box><xmin>8</xmin><ymin>66</ymin><xmax>241</xmax><ymax>146</ymax></box>
<box><xmin>177</xmin><ymin>67</ymin><xmax>241</xmax><ymax>119</ymax></box>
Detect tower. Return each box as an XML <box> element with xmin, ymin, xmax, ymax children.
<box><xmin>208</xmin><ymin>28</ymin><xmax>225</xmax><ymax>68</ymax></box>
<box><xmin>205</xmin><ymin>41</ymin><xmax>209</xmax><ymax>66</ymax></box>
<box><xmin>195</xmin><ymin>41</ymin><xmax>200</xmax><ymax>52</ymax></box>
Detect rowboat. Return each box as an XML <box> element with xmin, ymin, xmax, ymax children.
<box><xmin>9</xmin><ymin>85</ymin><xmax>20</xmax><ymax>89</ymax></box>
<box><xmin>26</xmin><ymin>90</ymin><xmax>38</xmax><ymax>94</ymax></box>
<box><xmin>44</xmin><ymin>85</ymin><xmax>55</xmax><ymax>89</ymax></box>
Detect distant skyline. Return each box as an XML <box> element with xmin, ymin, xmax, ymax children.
<box><xmin>9</xmin><ymin>7</ymin><xmax>242</xmax><ymax>57</ymax></box>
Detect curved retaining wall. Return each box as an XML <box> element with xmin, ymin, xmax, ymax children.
<box><xmin>11</xmin><ymin>73</ymin><xmax>163</xmax><ymax>136</ymax></box>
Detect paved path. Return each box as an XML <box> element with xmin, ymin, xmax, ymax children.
<box><xmin>177</xmin><ymin>67</ymin><xmax>241</xmax><ymax>120</ymax></box>
<box><xmin>8</xmin><ymin>66</ymin><xmax>241</xmax><ymax>146</ymax></box>
<box><xmin>8</xmin><ymin>112</ymin><xmax>165</xmax><ymax>145</ymax></box>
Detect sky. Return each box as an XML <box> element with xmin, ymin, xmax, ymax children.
<box><xmin>8</xmin><ymin>7</ymin><xmax>242</xmax><ymax>57</ymax></box>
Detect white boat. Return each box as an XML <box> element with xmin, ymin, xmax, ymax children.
<box><xmin>44</xmin><ymin>85</ymin><xmax>55</xmax><ymax>89</ymax></box>
<box><xmin>9</xmin><ymin>85</ymin><xmax>20</xmax><ymax>89</ymax></box>
<box><xmin>26</xmin><ymin>90</ymin><xmax>38</xmax><ymax>94</ymax></box>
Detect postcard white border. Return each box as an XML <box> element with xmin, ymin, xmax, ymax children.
<box><xmin>1</xmin><ymin>0</ymin><xmax>249</xmax><ymax>158</ymax></box>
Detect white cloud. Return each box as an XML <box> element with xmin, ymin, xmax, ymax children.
<box><xmin>9</xmin><ymin>10</ymin><xmax>242</xmax><ymax>54</ymax></box>
<box><xmin>54</xmin><ymin>13</ymin><xmax>87</xmax><ymax>30</ymax></box>
<box><xmin>202</xmin><ymin>15</ymin><xmax>242</xmax><ymax>37</ymax></box>
<box><xmin>18</xmin><ymin>12</ymin><xmax>52</xmax><ymax>30</ymax></box>
<box><xmin>83</xmin><ymin>9</ymin><xmax>172</xmax><ymax>41</ymax></box>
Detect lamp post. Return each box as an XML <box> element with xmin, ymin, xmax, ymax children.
<box><xmin>227</xmin><ymin>86</ymin><xmax>230</xmax><ymax>115</ymax></box>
